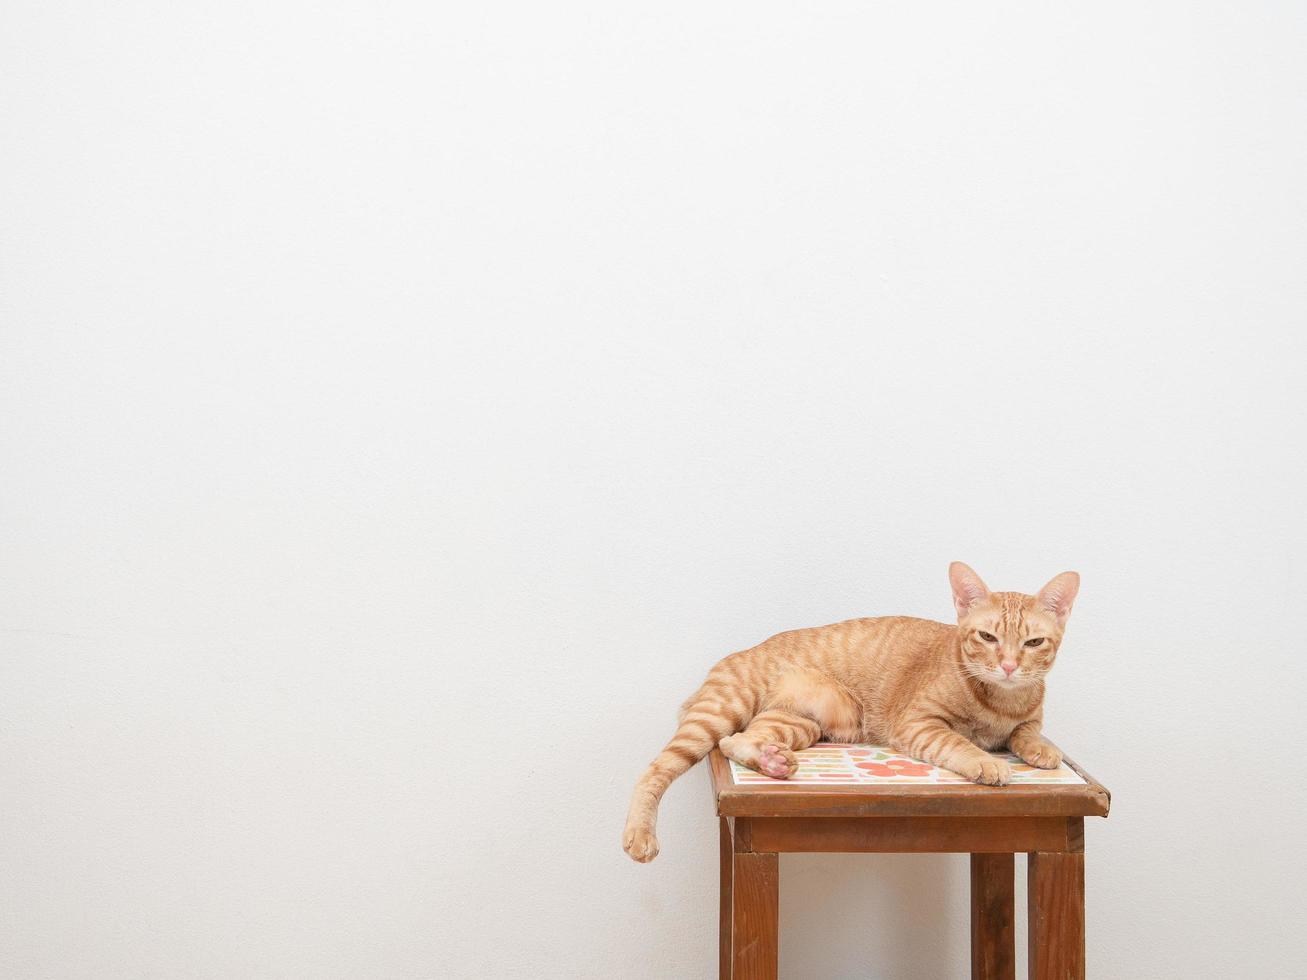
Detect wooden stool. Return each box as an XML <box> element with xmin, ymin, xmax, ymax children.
<box><xmin>708</xmin><ymin>745</ymin><xmax>1110</xmax><ymax>979</ymax></box>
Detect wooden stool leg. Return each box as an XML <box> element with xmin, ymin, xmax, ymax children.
<box><xmin>1027</xmin><ymin>851</ymin><xmax>1085</xmax><ymax>979</ymax></box>
<box><xmin>719</xmin><ymin>818</ymin><xmax>733</xmax><ymax>979</ymax></box>
<box><xmin>728</xmin><ymin>821</ymin><xmax>778</xmax><ymax>980</ymax></box>
<box><xmin>970</xmin><ymin>852</ymin><xmax>1015</xmax><ymax>980</ymax></box>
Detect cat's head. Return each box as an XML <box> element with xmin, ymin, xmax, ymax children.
<box><xmin>948</xmin><ymin>561</ymin><xmax>1079</xmax><ymax>689</ymax></box>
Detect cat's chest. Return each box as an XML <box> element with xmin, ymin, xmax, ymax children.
<box><xmin>958</xmin><ymin>718</ymin><xmax>1020</xmax><ymax>750</ymax></box>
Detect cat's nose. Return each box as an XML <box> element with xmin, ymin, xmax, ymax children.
<box><xmin>1000</xmin><ymin>662</ymin><xmax>1018</xmax><ymax>676</ymax></box>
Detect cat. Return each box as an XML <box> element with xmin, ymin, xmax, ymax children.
<box><xmin>623</xmin><ymin>562</ymin><xmax>1079</xmax><ymax>862</ymax></box>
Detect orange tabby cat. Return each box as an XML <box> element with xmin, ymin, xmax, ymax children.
<box><xmin>623</xmin><ymin>562</ymin><xmax>1079</xmax><ymax>862</ymax></box>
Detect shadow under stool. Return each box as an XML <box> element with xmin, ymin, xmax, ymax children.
<box><xmin>707</xmin><ymin>746</ymin><xmax>1111</xmax><ymax>979</ymax></box>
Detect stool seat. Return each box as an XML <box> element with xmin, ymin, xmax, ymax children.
<box><xmin>708</xmin><ymin>742</ymin><xmax>1110</xmax><ymax>979</ymax></box>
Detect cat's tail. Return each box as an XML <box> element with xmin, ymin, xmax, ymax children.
<box><xmin>622</xmin><ymin>670</ymin><xmax>753</xmax><ymax>863</ymax></box>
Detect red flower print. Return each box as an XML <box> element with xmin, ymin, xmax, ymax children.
<box><xmin>855</xmin><ymin>758</ymin><xmax>934</xmax><ymax>778</ymax></box>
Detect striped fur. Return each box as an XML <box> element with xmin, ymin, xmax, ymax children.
<box><xmin>622</xmin><ymin>562</ymin><xmax>1079</xmax><ymax>862</ymax></box>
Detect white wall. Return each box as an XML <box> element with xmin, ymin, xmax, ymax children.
<box><xmin>3</xmin><ymin>3</ymin><xmax>1305</xmax><ymax>977</ymax></box>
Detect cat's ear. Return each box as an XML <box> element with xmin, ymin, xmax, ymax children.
<box><xmin>949</xmin><ymin>562</ymin><xmax>990</xmax><ymax>618</ymax></box>
<box><xmin>1037</xmin><ymin>571</ymin><xmax>1080</xmax><ymax>625</ymax></box>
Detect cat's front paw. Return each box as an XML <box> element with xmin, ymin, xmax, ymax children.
<box><xmin>1015</xmin><ymin>739</ymin><xmax>1063</xmax><ymax>770</ymax></box>
<box><xmin>967</xmin><ymin>755</ymin><xmax>1012</xmax><ymax>786</ymax></box>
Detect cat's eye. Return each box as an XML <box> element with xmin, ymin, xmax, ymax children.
<box><xmin>977</xmin><ymin>631</ymin><xmax>997</xmax><ymax>643</ymax></box>
<box><xmin>1024</xmin><ymin>637</ymin><xmax>1045</xmax><ymax>647</ymax></box>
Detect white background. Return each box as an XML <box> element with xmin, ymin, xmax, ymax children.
<box><xmin>3</xmin><ymin>3</ymin><xmax>1305</xmax><ymax>977</ymax></box>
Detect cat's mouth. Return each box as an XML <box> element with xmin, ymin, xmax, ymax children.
<box><xmin>988</xmin><ymin>672</ymin><xmax>1030</xmax><ymax>688</ymax></box>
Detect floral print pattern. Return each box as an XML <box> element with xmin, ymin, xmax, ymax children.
<box><xmin>729</xmin><ymin>742</ymin><xmax>1084</xmax><ymax>785</ymax></box>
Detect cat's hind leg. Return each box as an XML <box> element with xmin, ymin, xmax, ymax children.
<box><xmin>719</xmin><ymin>669</ymin><xmax>860</xmax><ymax>780</ymax></box>
<box><xmin>719</xmin><ymin>707</ymin><xmax>819</xmax><ymax>778</ymax></box>
<box><xmin>623</xmin><ymin>672</ymin><xmax>754</xmax><ymax>862</ymax></box>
